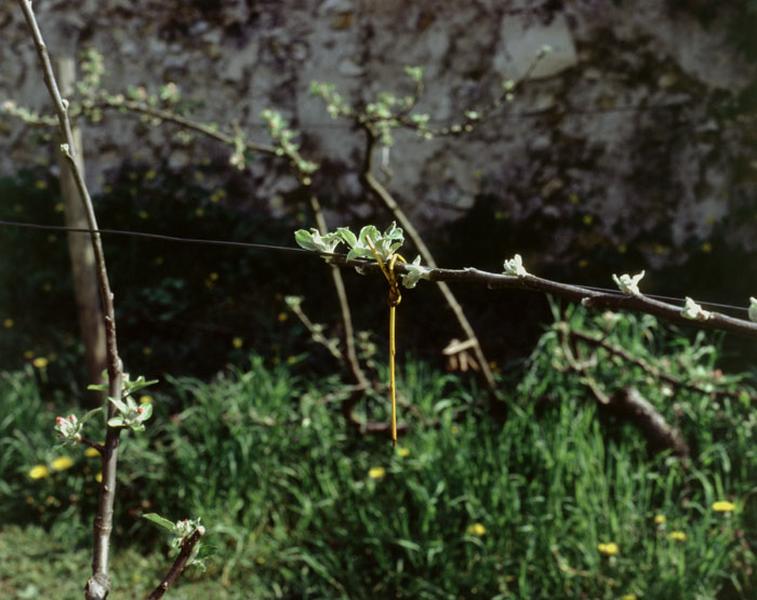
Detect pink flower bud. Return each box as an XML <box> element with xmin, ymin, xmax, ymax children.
<box><xmin>55</xmin><ymin>416</ymin><xmax>65</xmax><ymax>426</ymax></box>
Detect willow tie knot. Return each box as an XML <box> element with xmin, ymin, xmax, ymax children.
<box><xmin>365</xmin><ymin>239</ymin><xmax>406</xmax><ymax>445</ymax></box>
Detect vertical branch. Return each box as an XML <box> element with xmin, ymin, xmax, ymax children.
<box><xmin>308</xmin><ymin>194</ymin><xmax>370</xmax><ymax>391</ymax></box>
<box><xmin>360</xmin><ymin>127</ymin><xmax>499</xmax><ymax>397</ymax></box>
<box><xmin>56</xmin><ymin>56</ymin><xmax>108</xmax><ymax>399</ymax></box>
<box><xmin>16</xmin><ymin>2</ymin><xmax>124</xmax><ymax>598</ymax></box>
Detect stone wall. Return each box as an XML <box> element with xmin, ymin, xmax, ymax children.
<box><xmin>1</xmin><ymin>0</ymin><xmax>755</xmax><ymax>268</ymax></box>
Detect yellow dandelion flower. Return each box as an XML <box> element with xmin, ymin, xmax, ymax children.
<box><xmin>368</xmin><ymin>466</ymin><xmax>386</xmax><ymax>480</ymax></box>
<box><xmin>3</xmin><ymin>318</ymin><xmax>14</xmax><ymax>328</ymax></box>
<box><xmin>28</xmin><ymin>465</ymin><xmax>49</xmax><ymax>479</ymax></box>
<box><xmin>668</xmin><ymin>530</ymin><xmax>687</xmax><ymax>542</ymax></box>
<box><xmin>712</xmin><ymin>500</ymin><xmax>736</xmax><ymax>513</ymax></box>
<box><xmin>397</xmin><ymin>447</ymin><xmax>411</xmax><ymax>458</ymax></box>
<box><xmin>597</xmin><ymin>542</ymin><xmax>619</xmax><ymax>556</ymax></box>
<box><xmin>84</xmin><ymin>447</ymin><xmax>100</xmax><ymax>458</ymax></box>
<box><xmin>139</xmin><ymin>395</ymin><xmax>153</xmax><ymax>405</ymax></box>
<box><xmin>654</xmin><ymin>514</ymin><xmax>666</xmax><ymax>525</ymax></box>
<box><xmin>32</xmin><ymin>357</ymin><xmax>49</xmax><ymax>369</ymax></box>
<box><xmin>466</xmin><ymin>523</ymin><xmax>487</xmax><ymax>537</ymax></box>
<box><xmin>50</xmin><ymin>456</ymin><xmax>75</xmax><ymax>471</ymax></box>
<box><xmin>232</xmin><ymin>337</ymin><xmax>244</xmax><ymax>349</ymax></box>
<box><xmin>582</xmin><ymin>214</ymin><xmax>593</xmax><ymax>226</ymax></box>
<box><xmin>621</xmin><ymin>594</ymin><xmax>638</xmax><ymax>600</ymax></box>
<box><xmin>95</xmin><ymin>472</ymin><xmax>103</xmax><ymax>483</ymax></box>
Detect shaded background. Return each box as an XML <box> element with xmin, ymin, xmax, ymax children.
<box><xmin>0</xmin><ymin>0</ymin><xmax>755</xmax><ymax>385</ymax></box>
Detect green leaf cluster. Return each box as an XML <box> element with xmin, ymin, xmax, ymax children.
<box><xmin>294</xmin><ymin>222</ymin><xmax>405</xmax><ymax>263</ymax></box>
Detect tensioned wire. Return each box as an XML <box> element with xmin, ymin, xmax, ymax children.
<box><xmin>0</xmin><ymin>218</ymin><xmax>750</xmax><ymax>316</ymax></box>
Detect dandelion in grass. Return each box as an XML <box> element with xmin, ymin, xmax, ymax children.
<box><xmin>621</xmin><ymin>594</ymin><xmax>638</xmax><ymax>600</ymax></box>
<box><xmin>51</xmin><ymin>456</ymin><xmax>75</xmax><ymax>471</ymax></box>
<box><xmin>654</xmin><ymin>514</ymin><xmax>666</xmax><ymax>526</ymax></box>
<box><xmin>84</xmin><ymin>447</ymin><xmax>100</xmax><ymax>458</ymax></box>
<box><xmin>466</xmin><ymin>523</ymin><xmax>487</xmax><ymax>537</ymax></box>
<box><xmin>597</xmin><ymin>542</ymin><xmax>619</xmax><ymax>556</ymax></box>
<box><xmin>32</xmin><ymin>357</ymin><xmax>49</xmax><ymax>369</ymax></box>
<box><xmin>28</xmin><ymin>465</ymin><xmax>49</xmax><ymax>479</ymax></box>
<box><xmin>397</xmin><ymin>447</ymin><xmax>410</xmax><ymax>458</ymax></box>
<box><xmin>368</xmin><ymin>466</ymin><xmax>386</xmax><ymax>480</ymax></box>
<box><xmin>668</xmin><ymin>530</ymin><xmax>687</xmax><ymax>542</ymax></box>
<box><xmin>95</xmin><ymin>472</ymin><xmax>103</xmax><ymax>483</ymax></box>
<box><xmin>712</xmin><ymin>500</ymin><xmax>736</xmax><ymax>513</ymax></box>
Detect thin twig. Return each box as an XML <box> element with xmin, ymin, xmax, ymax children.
<box><xmin>360</xmin><ymin>126</ymin><xmax>499</xmax><ymax>396</ymax></box>
<box><xmin>286</xmin><ymin>296</ymin><xmax>343</xmax><ymax>362</ymax></box>
<box><xmin>308</xmin><ymin>195</ymin><xmax>370</xmax><ymax>390</ymax></box>
<box><xmin>79</xmin><ymin>437</ymin><xmax>105</xmax><ymax>454</ymax></box>
<box><xmin>559</xmin><ymin>323</ymin><xmax>755</xmax><ymax>402</ymax></box>
<box><xmin>16</xmin><ymin>3</ymin><xmax>125</xmax><ymax>598</ymax></box>
<box><xmin>146</xmin><ymin>528</ymin><xmax>205</xmax><ymax>600</ymax></box>
<box><xmin>394</xmin><ymin>49</ymin><xmax>549</xmax><ymax>138</ymax></box>
<box><xmin>99</xmin><ymin>98</ymin><xmax>278</xmax><ymax>156</ymax></box>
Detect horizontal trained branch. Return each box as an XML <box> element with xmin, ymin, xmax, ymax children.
<box><xmin>320</xmin><ymin>255</ymin><xmax>757</xmax><ymax>340</ymax></box>
<box><xmin>2</xmin><ymin>215</ymin><xmax>754</xmax><ymax>340</ymax></box>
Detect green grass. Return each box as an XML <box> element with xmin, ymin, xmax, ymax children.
<box><xmin>0</xmin><ymin>308</ymin><xmax>754</xmax><ymax>599</ymax></box>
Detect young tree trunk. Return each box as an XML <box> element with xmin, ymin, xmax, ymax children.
<box><xmin>55</xmin><ymin>56</ymin><xmax>107</xmax><ymax>392</ymax></box>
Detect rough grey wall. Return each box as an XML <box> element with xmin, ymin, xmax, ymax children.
<box><xmin>1</xmin><ymin>0</ymin><xmax>755</xmax><ymax>267</ymax></box>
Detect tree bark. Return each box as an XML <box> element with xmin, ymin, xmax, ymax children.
<box><xmin>605</xmin><ymin>387</ymin><xmax>690</xmax><ymax>459</ymax></box>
